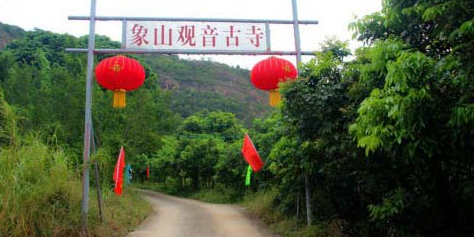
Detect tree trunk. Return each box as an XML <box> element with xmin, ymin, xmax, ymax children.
<box><xmin>304</xmin><ymin>172</ymin><xmax>312</xmax><ymax>226</ymax></box>
<box><xmin>296</xmin><ymin>190</ymin><xmax>300</xmax><ymax>222</ymax></box>
<box><xmin>193</xmin><ymin>174</ymin><xmax>199</xmax><ymax>190</ymax></box>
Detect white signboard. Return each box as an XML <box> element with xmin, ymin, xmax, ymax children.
<box><xmin>125</xmin><ymin>21</ymin><xmax>268</xmax><ymax>51</ymax></box>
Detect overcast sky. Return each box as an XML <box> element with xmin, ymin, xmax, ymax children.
<box><xmin>0</xmin><ymin>0</ymin><xmax>381</xmax><ymax>69</ymax></box>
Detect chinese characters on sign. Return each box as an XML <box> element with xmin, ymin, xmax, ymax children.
<box><xmin>126</xmin><ymin>21</ymin><xmax>268</xmax><ymax>51</ymax></box>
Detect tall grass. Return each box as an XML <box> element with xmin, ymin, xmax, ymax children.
<box><xmin>0</xmin><ymin>92</ymin><xmax>82</xmax><ymax>236</ymax></box>
<box><xmin>0</xmin><ymin>137</ymin><xmax>83</xmax><ymax>236</ymax></box>
<box><xmin>0</xmin><ymin>92</ymin><xmax>151</xmax><ymax>236</ymax></box>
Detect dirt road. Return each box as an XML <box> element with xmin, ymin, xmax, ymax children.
<box><xmin>126</xmin><ymin>190</ymin><xmax>279</xmax><ymax>237</ymax></box>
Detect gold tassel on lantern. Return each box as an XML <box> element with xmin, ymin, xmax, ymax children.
<box><xmin>113</xmin><ymin>89</ymin><xmax>126</xmax><ymax>108</ymax></box>
<box><xmin>269</xmin><ymin>89</ymin><xmax>281</xmax><ymax>107</ymax></box>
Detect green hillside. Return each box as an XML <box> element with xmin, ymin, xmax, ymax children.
<box><xmin>0</xmin><ymin>22</ymin><xmax>25</xmax><ymax>49</ymax></box>
<box><xmin>141</xmin><ymin>55</ymin><xmax>270</xmax><ymax>125</ymax></box>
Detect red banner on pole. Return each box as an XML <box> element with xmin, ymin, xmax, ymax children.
<box><xmin>113</xmin><ymin>146</ymin><xmax>126</xmax><ymax>196</ymax></box>
<box><xmin>146</xmin><ymin>166</ymin><xmax>150</xmax><ymax>179</ymax></box>
<box><xmin>241</xmin><ymin>133</ymin><xmax>264</xmax><ymax>172</ymax></box>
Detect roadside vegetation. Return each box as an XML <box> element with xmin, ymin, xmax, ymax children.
<box><xmin>0</xmin><ymin>92</ymin><xmax>151</xmax><ymax>237</ymax></box>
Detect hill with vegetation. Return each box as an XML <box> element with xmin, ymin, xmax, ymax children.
<box><xmin>0</xmin><ymin>22</ymin><xmax>25</xmax><ymax>49</ymax></box>
<box><xmin>141</xmin><ymin>55</ymin><xmax>270</xmax><ymax>125</ymax></box>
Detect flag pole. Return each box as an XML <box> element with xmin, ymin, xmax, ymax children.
<box><xmin>81</xmin><ymin>0</ymin><xmax>97</xmax><ymax>232</ymax></box>
<box><xmin>91</xmin><ymin>124</ymin><xmax>104</xmax><ymax>223</ymax></box>
<box><xmin>245</xmin><ymin>165</ymin><xmax>252</xmax><ymax>186</ymax></box>
<box><xmin>291</xmin><ymin>0</ymin><xmax>302</xmax><ymax>66</ymax></box>
<box><xmin>291</xmin><ymin>0</ymin><xmax>312</xmax><ymax>227</ymax></box>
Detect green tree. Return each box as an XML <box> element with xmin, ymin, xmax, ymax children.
<box><xmin>347</xmin><ymin>0</ymin><xmax>474</xmax><ymax>235</ymax></box>
<box><xmin>148</xmin><ymin>110</ymin><xmax>246</xmax><ymax>191</ymax></box>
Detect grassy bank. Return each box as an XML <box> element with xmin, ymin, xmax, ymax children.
<box><xmin>87</xmin><ymin>188</ymin><xmax>151</xmax><ymax>237</ymax></box>
<box><xmin>242</xmin><ymin>189</ymin><xmax>337</xmax><ymax>237</ymax></box>
<box><xmin>0</xmin><ymin>135</ymin><xmax>152</xmax><ymax>237</ymax></box>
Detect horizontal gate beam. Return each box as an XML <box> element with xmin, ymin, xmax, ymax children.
<box><xmin>65</xmin><ymin>48</ymin><xmax>316</xmax><ymax>55</ymax></box>
<box><xmin>68</xmin><ymin>16</ymin><xmax>319</xmax><ymax>25</ymax></box>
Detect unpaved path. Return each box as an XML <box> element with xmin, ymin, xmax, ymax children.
<box><xmin>127</xmin><ymin>190</ymin><xmax>279</xmax><ymax>237</ymax></box>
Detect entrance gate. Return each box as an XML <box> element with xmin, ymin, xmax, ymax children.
<box><xmin>67</xmin><ymin>0</ymin><xmax>318</xmax><ymax>231</ymax></box>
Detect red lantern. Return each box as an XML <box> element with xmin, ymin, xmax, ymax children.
<box><xmin>94</xmin><ymin>55</ymin><xmax>145</xmax><ymax>108</ymax></box>
<box><xmin>250</xmin><ymin>57</ymin><xmax>297</xmax><ymax>107</ymax></box>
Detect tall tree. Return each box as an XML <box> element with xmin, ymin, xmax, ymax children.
<box><xmin>348</xmin><ymin>0</ymin><xmax>474</xmax><ymax>235</ymax></box>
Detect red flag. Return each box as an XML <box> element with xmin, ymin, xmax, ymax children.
<box><xmin>146</xmin><ymin>166</ymin><xmax>150</xmax><ymax>179</ymax></box>
<box><xmin>242</xmin><ymin>133</ymin><xmax>264</xmax><ymax>172</ymax></box>
<box><xmin>113</xmin><ymin>146</ymin><xmax>126</xmax><ymax>196</ymax></box>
